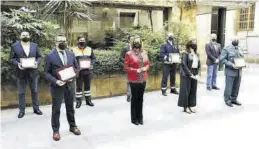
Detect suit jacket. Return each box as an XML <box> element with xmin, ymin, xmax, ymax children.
<box><xmin>44</xmin><ymin>49</ymin><xmax>79</xmax><ymax>87</ymax></box>
<box><xmin>205</xmin><ymin>42</ymin><xmax>221</xmax><ymax>66</ymax></box>
<box><xmin>9</xmin><ymin>41</ymin><xmax>41</xmax><ymax>78</ymax></box>
<box><xmin>124</xmin><ymin>50</ymin><xmax>150</xmax><ymax>81</ymax></box>
<box><xmin>180</xmin><ymin>52</ymin><xmax>201</xmax><ymax>77</ymax></box>
<box><xmin>160</xmin><ymin>41</ymin><xmax>179</xmax><ymax>61</ymax></box>
<box><xmin>219</xmin><ymin>45</ymin><xmax>243</xmax><ymax>77</ymax></box>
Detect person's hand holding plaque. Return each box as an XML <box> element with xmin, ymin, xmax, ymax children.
<box><xmin>18</xmin><ymin>63</ymin><xmax>25</xmax><ymax>70</ymax></box>
<box><xmin>56</xmin><ymin>80</ymin><xmax>66</xmax><ymax>86</ymax></box>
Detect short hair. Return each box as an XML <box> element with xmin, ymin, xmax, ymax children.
<box><xmin>186</xmin><ymin>40</ymin><xmax>197</xmax><ymax>53</ymax></box>
<box><xmin>20</xmin><ymin>30</ymin><xmax>30</xmax><ymax>35</ymax></box>
<box><xmin>55</xmin><ymin>34</ymin><xmax>66</xmax><ymax>41</ymax></box>
<box><xmin>77</xmin><ymin>35</ymin><xmax>85</xmax><ymax>41</ymax></box>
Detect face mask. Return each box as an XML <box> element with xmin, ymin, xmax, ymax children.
<box><xmin>133</xmin><ymin>43</ymin><xmax>141</xmax><ymax>49</ymax></box>
<box><xmin>212</xmin><ymin>39</ymin><xmax>216</xmax><ymax>42</ymax></box>
<box><xmin>190</xmin><ymin>43</ymin><xmax>197</xmax><ymax>50</ymax></box>
<box><xmin>58</xmin><ymin>42</ymin><xmax>67</xmax><ymax>50</ymax></box>
<box><xmin>168</xmin><ymin>36</ymin><xmax>174</xmax><ymax>41</ymax></box>
<box><xmin>78</xmin><ymin>42</ymin><xmax>86</xmax><ymax>47</ymax></box>
<box><xmin>21</xmin><ymin>37</ymin><xmax>29</xmax><ymax>42</ymax></box>
<box><xmin>232</xmin><ymin>40</ymin><xmax>239</xmax><ymax>47</ymax></box>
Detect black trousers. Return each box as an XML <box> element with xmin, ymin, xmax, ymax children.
<box><xmin>130</xmin><ymin>82</ymin><xmax>146</xmax><ymax>122</ymax></box>
<box><xmin>224</xmin><ymin>75</ymin><xmax>241</xmax><ymax>102</ymax></box>
<box><xmin>161</xmin><ymin>64</ymin><xmax>177</xmax><ymax>90</ymax></box>
<box><xmin>178</xmin><ymin>76</ymin><xmax>197</xmax><ymax>107</ymax></box>
<box><xmin>17</xmin><ymin>76</ymin><xmax>39</xmax><ymax>111</ymax></box>
<box><xmin>76</xmin><ymin>72</ymin><xmax>91</xmax><ymax>100</ymax></box>
<box><xmin>50</xmin><ymin>84</ymin><xmax>77</xmax><ymax>132</ymax></box>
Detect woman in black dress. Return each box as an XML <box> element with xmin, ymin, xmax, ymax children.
<box><xmin>178</xmin><ymin>40</ymin><xmax>201</xmax><ymax>114</ymax></box>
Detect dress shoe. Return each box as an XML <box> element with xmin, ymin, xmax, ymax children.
<box><xmin>53</xmin><ymin>132</ymin><xmax>60</xmax><ymax>141</ymax></box>
<box><xmin>207</xmin><ymin>87</ymin><xmax>212</xmax><ymax>91</ymax></box>
<box><xmin>18</xmin><ymin>111</ymin><xmax>25</xmax><ymax>118</ymax></box>
<box><xmin>162</xmin><ymin>90</ymin><xmax>167</xmax><ymax>96</ymax></box>
<box><xmin>86</xmin><ymin>96</ymin><xmax>94</xmax><ymax>107</ymax></box>
<box><xmin>126</xmin><ymin>95</ymin><xmax>131</xmax><ymax>102</ymax></box>
<box><xmin>183</xmin><ymin>108</ymin><xmax>191</xmax><ymax>114</ymax></box>
<box><xmin>76</xmin><ymin>101</ymin><xmax>82</xmax><ymax>109</ymax></box>
<box><xmin>131</xmin><ymin>121</ymin><xmax>139</xmax><ymax>125</ymax></box>
<box><xmin>225</xmin><ymin>100</ymin><xmax>233</xmax><ymax>107</ymax></box>
<box><xmin>138</xmin><ymin>119</ymin><xmax>143</xmax><ymax>125</ymax></box>
<box><xmin>212</xmin><ymin>86</ymin><xmax>220</xmax><ymax>90</ymax></box>
<box><xmin>232</xmin><ymin>100</ymin><xmax>242</xmax><ymax>106</ymax></box>
<box><xmin>34</xmin><ymin>109</ymin><xmax>43</xmax><ymax>115</ymax></box>
<box><xmin>69</xmin><ymin>127</ymin><xmax>81</xmax><ymax>135</ymax></box>
<box><xmin>188</xmin><ymin>107</ymin><xmax>196</xmax><ymax>113</ymax></box>
<box><xmin>170</xmin><ymin>88</ymin><xmax>179</xmax><ymax>94</ymax></box>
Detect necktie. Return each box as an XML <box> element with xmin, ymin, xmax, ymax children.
<box><xmin>59</xmin><ymin>51</ymin><xmax>67</xmax><ymax>65</ymax></box>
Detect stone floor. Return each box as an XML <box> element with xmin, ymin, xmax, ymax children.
<box><xmin>1</xmin><ymin>64</ymin><xmax>259</xmax><ymax>149</ymax></box>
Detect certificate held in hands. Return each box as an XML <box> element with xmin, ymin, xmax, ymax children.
<box><xmin>56</xmin><ymin>65</ymin><xmax>76</xmax><ymax>82</ymax></box>
<box><xmin>234</xmin><ymin>57</ymin><xmax>246</xmax><ymax>68</ymax></box>
<box><xmin>169</xmin><ymin>53</ymin><xmax>181</xmax><ymax>63</ymax></box>
<box><xmin>20</xmin><ymin>57</ymin><xmax>36</xmax><ymax>68</ymax></box>
<box><xmin>79</xmin><ymin>59</ymin><xmax>91</xmax><ymax>69</ymax></box>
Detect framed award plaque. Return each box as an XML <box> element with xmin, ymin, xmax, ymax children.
<box><xmin>20</xmin><ymin>57</ymin><xmax>36</xmax><ymax>68</ymax></box>
<box><xmin>234</xmin><ymin>57</ymin><xmax>246</xmax><ymax>68</ymax></box>
<box><xmin>79</xmin><ymin>59</ymin><xmax>91</xmax><ymax>70</ymax></box>
<box><xmin>56</xmin><ymin>65</ymin><xmax>76</xmax><ymax>81</ymax></box>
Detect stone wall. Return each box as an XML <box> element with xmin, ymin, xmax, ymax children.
<box><xmin>1</xmin><ymin>74</ymin><xmax>180</xmax><ymax>109</ymax></box>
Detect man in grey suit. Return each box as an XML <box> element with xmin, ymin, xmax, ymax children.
<box><xmin>205</xmin><ymin>33</ymin><xmax>221</xmax><ymax>90</ymax></box>
<box><xmin>219</xmin><ymin>37</ymin><xmax>243</xmax><ymax>107</ymax></box>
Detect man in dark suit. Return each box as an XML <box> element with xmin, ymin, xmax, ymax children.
<box><xmin>205</xmin><ymin>33</ymin><xmax>221</xmax><ymax>90</ymax></box>
<box><xmin>44</xmin><ymin>34</ymin><xmax>81</xmax><ymax>141</ymax></box>
<box><xmin>160</xmin><ymin>33</ymin><xmax>180</xmax><ymax>96</ymax></box>
<box><xmin>219</xmin><ymin>37</ymin><xmax>243</xmax><ymax>107</ymax></box>
<box><xmin>9</xmin><ymin>31</ymin><xmax>43</xmax><ymax>118</ymax></box>
<box><xmin>120</xmin><ymin>35</ymin><xmax>134</xmax><ymax>102</ymax></box>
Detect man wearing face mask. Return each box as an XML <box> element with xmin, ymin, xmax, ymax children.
<box><xmin>219</xmin><ymin>37</ymin><xmax>244</xmax><ymax>107</ymax></box>
<box><xmin>44</xmin><ymin>34</ymin><xmax>81</xmax><ymax>141</ymax></box>
<box><xmin>160</xmin><ymin>33</ymin><xmax>180</xmax><ymax>96</ymax></box>
<box><xmin>10</xmin><ymin>31</ymin><xmax>43</xmax><ymax>118</ymax></box>
<box><xmin>205</xmin><ymin>33</ymin><xmax>221</xmax><ymax>91</ymax></box>
<box><xmin>72</xmin><ymin>36</ymin><xmax>96</xmax><ymax>108</ymax></box>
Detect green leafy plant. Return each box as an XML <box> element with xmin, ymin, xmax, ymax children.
<box><xmin>1</xmin><ymin>9</ymin><xmax>59</xmax><ymax>49</ymax></box>
<box><xmin>41</xmin><ymin>0</ymin><xmax>92</xmax><ymax>45</ymax></box>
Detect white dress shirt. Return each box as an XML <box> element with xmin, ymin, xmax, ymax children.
<box><xmin>57</xmin><ymin>49</ymin><xmax>67</xmax><ymax>65</ymax></box>
<box><xmin>21</xmin><ymin>42</ymin><xmax>30</xmax><ymax>56</ymax></box>
<box><xmin>192</xmin><ymin>54</ymin><xmax>198</xmax><ymax>68</ymax></box>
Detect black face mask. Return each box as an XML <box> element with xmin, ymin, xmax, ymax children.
<box><xmin>58</xmin><ymin>42</ymin><xmax>67</xmax><ymax>50</ymax></box>
<box><xmin>212</xmin><ymin>39</ymin><xmax>217</xmax><ymax>42</ymax></box>
<box><xmin>78</xmin><ymin>42</ymin><xmax>86</xmax><ymax>47</ymax></box>
<box><xmin>190</xmin><ymin>43</ymin><xmax>197</xmax><ymax>50</ymax></box>
<box><xmin>232</xmin><ymin>40</ymin><xmax>239</xmax><ymax>47</ymax></box>
<box><xmin>168</xmin><ymin>36</ymin><xmax>174</xmax><ymax>41</ymax></box>
<box><xmin>21</xmin><ymin>37</ymin><xmax>30</xmax><ymax>42</ymax></box>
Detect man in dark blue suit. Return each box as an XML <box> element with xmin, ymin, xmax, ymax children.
<box><xmin>9</xmin><ymin>31</ymin><xmax>43</xmax><ymax>118</ymax></box>
<box><xmin>160</xmin><ymin>33</ymin><xmax>180</xmax><ymax>96</ymax></box>
<box><xmin>44</xmin><ymin>34</ymin><xmax>81</xmax><ymax>141</ymax></box>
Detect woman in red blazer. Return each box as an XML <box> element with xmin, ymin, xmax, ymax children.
<box><xmin>124</xmin><ymin>38</ymin><xmax>150</xmax><ymax>125</ymax></box>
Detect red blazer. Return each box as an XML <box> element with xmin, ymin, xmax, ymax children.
<box><xmin>124</xmin><ymin>50</ymin><xmax>150</xmax><ymax>81</ymax></box>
